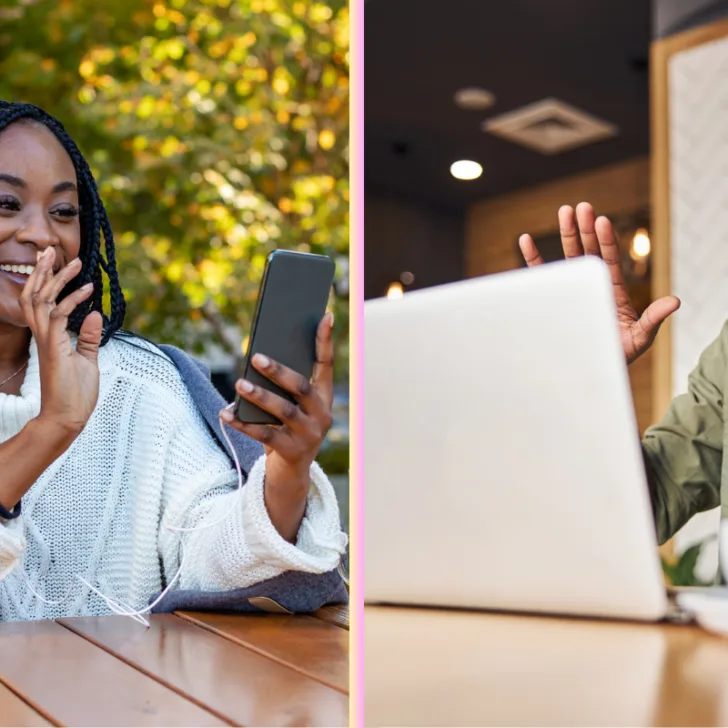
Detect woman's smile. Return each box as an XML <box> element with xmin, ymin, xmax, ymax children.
<box><xmin>0</xmin><ymin>264</ymin><xmax>34</xmax><ymax>287</ymax></box>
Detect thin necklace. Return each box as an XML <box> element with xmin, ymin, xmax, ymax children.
<box><xmin>0</xmin><ymin>359</ymin><xmax>29</xmax><ymax>389</ymax></box>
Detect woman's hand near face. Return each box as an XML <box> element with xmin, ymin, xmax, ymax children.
<box><xmin>0</xmin><ymin>247</ymin><xmax>102</xmax><ymax>513</ymax></box>
<box><xmin>20</xmin><ymin>246</ymin><xmax>102</xmax><ymax>439</ymax></box>
<box><xmin>221</xmin><ymin>312</ymin><xmax>336</xmax><ymax>542</ymax></box>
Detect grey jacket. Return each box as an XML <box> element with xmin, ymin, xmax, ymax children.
<box><xmin>149</xmin><ymin>344</ymin><xmax>348</xmax><ymax>614</ymax></box>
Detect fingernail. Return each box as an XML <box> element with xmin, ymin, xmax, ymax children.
<box><xmin>82</xmin><ymin>282</ymin><xmax>93</xmax><ymax>290</ymax></box>
<box><xmin>254</xmin><ymin>354</ymin><xmax>270</xmax><ymax>369</ymax></box>
<box><xmin>326</xmin><ymin>311</ymin><xmax>334</xmax><ymax>327</ymax></box>
<box><xmin>219</xmin><ymin>409</ymin><xmax>233</xmax><ymax>422</ymax></box>
<box><xmin>238</xmin><ymin>379</ymin><xmax>254</xmax><ymax>393</ymax></box>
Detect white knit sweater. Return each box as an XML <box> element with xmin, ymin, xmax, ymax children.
<box><xmin>0</xmin><ymin>336</ymin><xmax>347</xmax><ymax>621</ymax></box>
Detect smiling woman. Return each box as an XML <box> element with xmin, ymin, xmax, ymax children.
<box><xmin>0</xmin><ymin>101</ymin><xmax>348</xmax><ymax>622</ymax></box>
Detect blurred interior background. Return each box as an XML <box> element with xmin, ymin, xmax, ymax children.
<box><xmin>0</xmin><ymin>0</ymin><xmax>349</xmax><ymax>532</ymax></box>
<box><xmin>365</xmin><ymin>0</ymin><xmax>728</xmax><ymax>583</ymax></box>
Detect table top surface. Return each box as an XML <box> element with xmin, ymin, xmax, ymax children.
<box><xmin>365</xmin><ymin>605</ymin><xmax>728</xmax><ymax>727</ymax></box>
<box><xmin>0</xmin><ymin>607</ymin><xmax>349</xmax><ymax>727</ymax></box>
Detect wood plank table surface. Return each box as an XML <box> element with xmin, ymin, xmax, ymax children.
<box><xmin>0</xmin><ymin>608</ymin><xmax>349</xmax><ymax>727</ymax></box>
<box><xmin>365</xmin><ymin>605</ymin><xmax>728</xmax><ymax>727</ymax></box>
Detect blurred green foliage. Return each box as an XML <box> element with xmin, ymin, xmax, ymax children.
<box><xmin>0</xmin><ymin>0</ymin><xmax>349</xmax><ymax>379</ymax></box>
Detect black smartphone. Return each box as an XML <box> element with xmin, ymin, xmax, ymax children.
<box><xmin>234</xmin><ymin>250</ymin><xmax>336</xmax><ymax>425</ymax></box>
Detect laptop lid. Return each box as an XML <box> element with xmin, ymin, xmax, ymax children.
<box><xmin>364</xmin><ymin>256</ymin><xmax>667</xmax><ymax>621</ymax></box>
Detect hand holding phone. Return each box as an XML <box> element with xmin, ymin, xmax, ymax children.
<box><xmin>233</xmin><ymin>249</ymin><xmax>335</xmax><ymax>425</ymax></box>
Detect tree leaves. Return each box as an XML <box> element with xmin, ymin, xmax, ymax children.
<box><xmin>0</xmin><ymin>0</ymin><xmax>349</xmax><ymax>377</ymax></box>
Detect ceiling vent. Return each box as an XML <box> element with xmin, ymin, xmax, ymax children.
<box><xmin>482</xmin><ymin>98</ymin><xmax>618</xmax><ymax>155</ymax></box>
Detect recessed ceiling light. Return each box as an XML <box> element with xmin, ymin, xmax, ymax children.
<box><xmin>454</xmin><ymin>87</ymin><xmax>496</xmax><ymax>110</ymax></box>
<box><xmin>450</xmin><ymin>160</ymin><xmax>482</xmax><ymax>180</ymax></box>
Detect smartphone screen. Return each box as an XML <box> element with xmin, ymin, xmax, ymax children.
<box><xmin>234</xmin><ymin>250</ymin><xmax>335</xmax><ymax>425</ymax></box>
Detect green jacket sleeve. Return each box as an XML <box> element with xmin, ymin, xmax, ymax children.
<box><xmin>642</xmin><ymin>323</ymin><xmax>727</xmax><ymax>544</ymax></box>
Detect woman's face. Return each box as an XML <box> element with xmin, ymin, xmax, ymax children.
<box><xmin>0</xmin><ymin>122</ymin><xmax>81</xmax><ymax>329</ymax></box>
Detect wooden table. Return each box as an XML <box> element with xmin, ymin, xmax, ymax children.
<box><xmin>0</xmin><ymin>607</ymin><xmax>349</xmax><ymax>727</ymax></box>
<box><xmin>365</xmin><ymin>605</ymin><xmax>728</xmax><ymax>727</ymax></box>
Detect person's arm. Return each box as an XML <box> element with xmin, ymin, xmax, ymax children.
<box><xmin>156</xmin><ymin>411</ymin><xmax>346</xmax><ymax>592</ymax></box>
<box><xmin>0</xmin><ymin>418</ymin><xmax>79</xmax><ymax>512</ymax></box>
<box><xmin>0</xmin><ymin>249</ymin><xmax>103</xmax><ymax>578</ymax></box>
<box><xmin>642</xmin><ymin>323</ymin><xmax>727</xmax><ymax>544</ymax></box>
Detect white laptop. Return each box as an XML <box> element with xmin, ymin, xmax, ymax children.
<box><xmin>364</xmin><ymin>256</ymin><xmax>670</xmax><ymax>622</ymax></box>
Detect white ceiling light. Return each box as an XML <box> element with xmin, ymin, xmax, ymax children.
<box><xmin>454</xmin><ymin>87</ymin><xmax>496</xmax><ymax>110</ymax></box>
<box><xmin>482</xmin><ymin>98</ymin><xmax>618</xmax><ymax>155</ymax></box>
<box><xmin>450</xmin><ymin>160</ymin><xmax>483</xmax><ymax>180</ymax></box>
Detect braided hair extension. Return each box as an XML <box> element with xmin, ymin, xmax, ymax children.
<box><xmin>0</xmin><ymin>101</ymin><xmax>126</xmax><ymax>345</ymax></box>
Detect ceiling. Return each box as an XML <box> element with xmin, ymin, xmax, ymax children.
<box><xmin>365</xmin><ymin>0</ymin><xmax>652</xmax><ymax>211</ymax></box>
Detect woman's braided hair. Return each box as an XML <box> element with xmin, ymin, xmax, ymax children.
<box><xmin>0</xmin><ymin>101</ymin><xmax>125</xmax><ymax>345</ymax></box>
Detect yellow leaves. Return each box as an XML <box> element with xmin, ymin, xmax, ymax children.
<box><xmin>199</xmin><ymin>258</ymin><xmax>232</xmax><ymax>292</ymax></box>
<box><xmin>271</xmin><ymin>12</ymin><xmax>292</xmax><ymax>28</ymax></box>
<box><xmin>292</xmin><ymin>2</ymin><xmax>307</xmax><ymax>17</ymax></box>
<box><xmin>240</xmin><ymin>32</ymin><xmax>256</xmax><ymax>47</ymax></box>
<box><xmin>213</xmin><ymin>81</ymin><xmax>228</xmax><ymax>96</ymax></box>
<box><xmin>209</xmin><ymin>40</ymin><xmax>229</xmax><ymax>59</ymax></box>
<box><xmin>272</xmin><ymin>77</ymin><xmax>289</xmax><ymax>95</ymax></box>
<box><xmin>310</xmin><ymin>3</ymin><xmax>333</xmax><ymax>22</ymax></box>
<box><xmin>132</xmin><ymin>136</ymin><xmax>148</xmax><ymax>151</ymax></box>
<box><xmin>322</xmin><ymin>66</ymin><xmax>337</xmax><ymax>88</ymax></box>
<box><xmin>235</xmin><ymin>79</ymin><xmax>252</xmax><ymax>96</ymax></box>
<box><xmin>166</xmin><ymin>260</ymin><xmax>184</xmax><ymax>283</ymax></box>
<box><xmin>326</xmin><ymin>96</ymin><xmax>342</xmax><ymax>114</ymax></box>
<box><xmin>278</xmin><ymin>198</ymin><xmax>293</xmax><ymax>213</ymax></box>
<box><xmin>153</xmin><ymin>3</ymin><xmax>165</xmax><ymax>18</ymax></box>
<box><xmin>166</xmin><ymin>38</ymin><xmax>186</xmax><ymax>60</ymax></box>
<box><xmin>196</xmin><ymin>79</ymin><xmax>211</xmax><ymax>94</ymax></box>
<box><xmin>78</xmin><ymin>86</ymin><xmax>96</xmax><ymax>104</ymax></box>
<box><xmin>119</xmin><ymin>231</ymin><xmax>136</xmax><ymax>248</ymax></box>
<box><xmin>318</xmin><ymin>129</ymin><xmax>335</xmax><ymax>150</ymax></box>
<box><xmin>79</xmin><ymin>59</ymin><xmax>96</xmax><ymax>79</ymax></box>
<box><xmin>136</xmin><ymin>96</ymin><xmax>156</xmax><ymax>118</ymax></box>
<box><xmin>160</xmin><ymin>137</ymin><xmax>182</xmax><ymax>158</ymax></box>
<box><xmin>276</xmin><ymin>110</ymin><xmax>290</xmax><ymax>124</ymax></box>
<box><xmin>184</xmin><ymin>70</ymin><xmax>200</xmax><ymax>85</ymax></box>
<box><xmin>167</xmin><ymin>9</ymin><xmax>186</xmax><ymax>25</ymax></box>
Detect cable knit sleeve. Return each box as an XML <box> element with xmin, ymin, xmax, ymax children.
<box><xmin>156</xmin><ymin>401</ymin><xmax>347</xmax><ymax>592</ymax></box>
<box><xmin>0</xmin><ymin>515</ymin><xmax>25</xmax><ymax>582</ymax></box>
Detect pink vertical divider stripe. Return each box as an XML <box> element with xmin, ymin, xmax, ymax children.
<box><xmin>349</xmin><ymin>0</ymin><xmax>364</xmax><ymax>725</ymax></box>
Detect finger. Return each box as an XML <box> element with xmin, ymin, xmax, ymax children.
<box><xmin>633</xmin><ymin>296</ymin><xmax>681</xmax><ymax>349</ymax></box>
<box><xmin>594</xmin><ymin>216</ymin><xmax>631</xmax><ymax>309</ymax></box>
<box><xmin>575</xmin><ymin>202</ymin><xmax>601</xmax><ymax>257</ymax></box>
<box><xmin>251</xmin><ymin>353</ymin><xmax>326</xmax><ymax>418</ymax></box>
<box><xmin>47</xmin><ymin>283</ymin><xmax>94</xmax><ymax>349</ymax></box>
<box><xmin>19</xmin><ymin>248</ymin><xmax>53</xmax><ymax>333</ymax></box>
<box><xmin>75</xmin><ymin>310</ymin><xmax>103</xmax><ymax>364</ymax></box>
<box><xmin>38</xmin><ymin>257</ymin><xmax>82</xmax><ymax>306</ymax></box>
<box><xmin>518</xmin><ymin>234</ymin><xmax>545</xmax><ymax>267</ymax></box>
<box><xmin>558</xmin><ymin>205</ymin><xmax>584</xmax><ymax>258</ymax></box>
<box><xmin>312</xmin><ymin>312</ymin><xmax>334</xmax><ymax>411</ymax></box>
<box><xmin>234</xmin><ymin>378</ymin><xmax>311</xmax><ymax>434</ymax></box>
<box><xmin>219</xmin><ymin>414</ymin><xmax>287</xmax><ymax>451</ymax></box>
